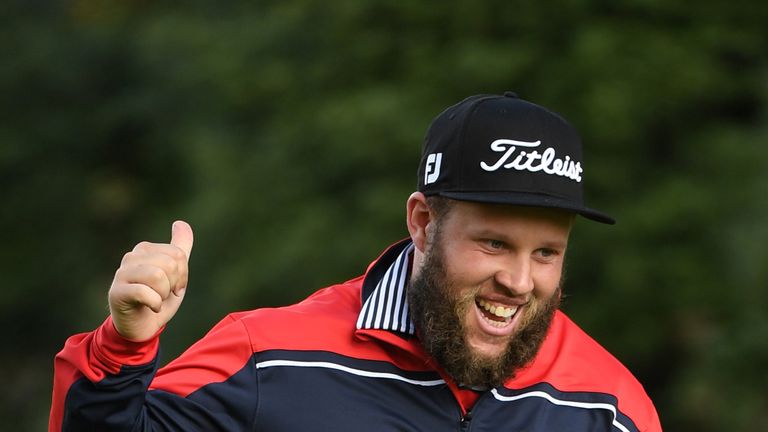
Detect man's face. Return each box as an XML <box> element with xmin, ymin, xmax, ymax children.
<box><xmin>408</xmin><ymin>200</ymin><xmax>572</xmax><ymax>387</ymax></box>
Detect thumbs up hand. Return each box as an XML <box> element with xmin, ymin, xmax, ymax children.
<box><xmin>108</xmin><ymin>221</ymin><xmax>194</xmax><ymax>341</ymax></box>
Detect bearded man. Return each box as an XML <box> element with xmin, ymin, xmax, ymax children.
<box><xmin>50</xmin><ymin>92</ymin><xmax>661</xmax><ymax>431</ymax></box>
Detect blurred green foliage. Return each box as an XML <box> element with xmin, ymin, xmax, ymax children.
<box><xmin>2</xmin><ymin>1</ymin><xmax>767</xmax><ymax>430</ymax></box>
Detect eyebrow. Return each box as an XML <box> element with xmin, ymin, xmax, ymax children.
<box><xmin>538</xmin><ymin>239</ymin><xmax>569</xmax><ymax>250</ymax></box>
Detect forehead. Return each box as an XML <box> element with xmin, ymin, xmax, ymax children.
<box><xmin>442</xmin><ymin>200</ymin><xmax>575</xmax><ymax>237</ymax></box>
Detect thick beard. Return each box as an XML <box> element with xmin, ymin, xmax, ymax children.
<box><xmin>407</xmin><ymin>232</ymin><xmax>561</xmax><ymax>389</ymax></box>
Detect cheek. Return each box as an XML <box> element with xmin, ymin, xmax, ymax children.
<box><xmin>443</xmin><ymin>269</ymin><xmax>488</xmax><ymax>306</ymax></box>
<box><xmin>442</xmin><ymin>250</ymin><xmax>496</xmax><ymax>285</ymax></box>
<box><xmin>531</xmin><ymin>266</ymin><xmax>563</xmax><ymax>298</ymax></box>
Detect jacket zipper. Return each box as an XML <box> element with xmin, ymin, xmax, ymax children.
<box><xmin>459</xmin><ymin>410</ymin><xmax>473</xmax><ymax>431</ymax></box>
<box><xmin>458</xmin><ymin>389</ymin><xmax>492</xmax><ymax>431</ymax></box>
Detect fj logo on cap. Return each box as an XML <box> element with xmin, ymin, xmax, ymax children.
<box><xmin>424</xmin><ymin>153</ymin><xmax>443</xmax><ymax>185</ymax></box>
<box><xmin>480</xmin><ymin>139</ymin><xmax>583</xmax><ymax>182</ymax></box>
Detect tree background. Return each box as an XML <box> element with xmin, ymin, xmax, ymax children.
<box><xmin>3</xmin><ymin>1</ymin><xmax>767</xmax><ymax>430</ymax></box>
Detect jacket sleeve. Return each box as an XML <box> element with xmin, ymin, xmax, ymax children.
<box><xmin>49</xmin><ymin>314</ymin><xmax>258</xmax><ymax>431</ymax></box>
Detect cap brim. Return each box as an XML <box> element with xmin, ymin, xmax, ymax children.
<box><xmin>435</xmin><ymin>191</ymin><xmax>616</xmax><ymax>225</ymax></box>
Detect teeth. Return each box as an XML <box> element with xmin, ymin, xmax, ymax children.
<box><xmin>477</xmin><ymin>299</ymin><xmax>518</xmax><ymax>319</ymax></box>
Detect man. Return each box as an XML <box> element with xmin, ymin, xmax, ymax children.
<box><xmin>50</xmin><ymin>92</ymin><xmax>662</xmax><ymax>431</ymax></box>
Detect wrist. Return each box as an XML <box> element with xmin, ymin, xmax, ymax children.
<box><xmin>91</xmin><ymin>316</ymin><xmax>162</xmax><ymax>371</ymax></box>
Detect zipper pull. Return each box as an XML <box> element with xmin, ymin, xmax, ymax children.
<box><xmin>460</xmin><ymin>410</ymin><xmax>472</xmax><ymax>430</ymax></box>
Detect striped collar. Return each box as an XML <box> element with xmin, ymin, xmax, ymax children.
<box><xmin>356</xmin><ymin>242</ymin><xmax>415</xmax><ymax>335</ymax></box>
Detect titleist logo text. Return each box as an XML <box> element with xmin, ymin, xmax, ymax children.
<box><xmin>480</xmin><ymin>139</ymin><xmax>583</xmax><ymax>182</ymax></box>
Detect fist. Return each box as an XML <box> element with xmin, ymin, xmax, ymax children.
<box><xmin>108</xmin><ymin>221</ymin><xmax>194</xmax><ymax>341</ymax></box>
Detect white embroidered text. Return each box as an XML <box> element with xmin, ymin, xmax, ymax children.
<box><xmin>480</xmin><ymin>139</ymin><xmax>582</xmax><ymax>182</ymax></box>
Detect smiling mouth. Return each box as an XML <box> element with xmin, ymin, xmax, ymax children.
<box><xmin>476</xmin><ymin>298</ymin><xmax>519</xmax><ymax>328</ymax></box>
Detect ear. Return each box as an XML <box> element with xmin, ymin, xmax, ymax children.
<box><xmin>406</xmin><ymin>192</ymin><xmax>432</xmax><ymax>253</ymax></box>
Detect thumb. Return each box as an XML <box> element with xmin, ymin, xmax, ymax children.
<box><xmin>170</xmin><ymin>220</ymin><xmax>194</xmax><ymax>259</ymax></box>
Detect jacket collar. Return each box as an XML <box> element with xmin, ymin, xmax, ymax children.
<box><xmin>356</xmin><ymin>239</ymin><xmax>415</xmax><ymax>336</ymax></box>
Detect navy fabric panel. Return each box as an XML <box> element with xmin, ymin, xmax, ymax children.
<box><xmin>254</xmin><ymin>355</ymin><xmax>459</xmax><ymax>431</ymax></box>
<box><xmin>62</xmin><ymin>354</ymin><xmax>260</xmax><ymax>432</ymax></box>
<box><xmin>250</xmin><ymin>350</ymin><xmax>642</xmax><ymax>432</ymax></box>
<box><xmin>471</xmin><ymin>397</ymin><xmax>618</xmax><ymax>431</ymax></box>
<box><xmin>137</xmin><ymin>357</ymin><xmax>260</xmax><ymax>431</ymax></box>
<box><xmin>61</xmin><ymin>347</ymin><xmax>643</xmax><ymax>431</ymax></box>
<box><xmin>481</xmin><ymin>383</ymin><xmax>640</xmax><ymax>432</ymax></box>
<box><xmin>62</xmin><ymin>360</ymin><xmax>159</xmax><ymax>432</ymax></box>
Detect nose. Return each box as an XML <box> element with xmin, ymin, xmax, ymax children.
<box><xmin>494</xmin><ymin>258</ymin><xmax>534</xmax><ymax>296</ymax></box>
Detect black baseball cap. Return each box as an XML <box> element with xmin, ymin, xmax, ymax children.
<box><xmin>417</xmin><ymin>92</ymin><xmax>615</xmax><ymax>224</ymax></box>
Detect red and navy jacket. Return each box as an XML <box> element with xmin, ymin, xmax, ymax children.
<box><xmin>50</xmin><ymin>240</ymin><xmax>662</xmax><ymax>431</ymax></box>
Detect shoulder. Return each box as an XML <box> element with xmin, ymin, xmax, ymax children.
<box><xmin>538</xmin><ymin>311</ymin><xmax>638</xmax><ymax>380</ymax></box>
<box><xmin>538</xmin><ymin>311</ymin><xmax>652</xmax><ymax>398</ymax></box>
<box><xmin>514</xmin><ymin>311</ymin><xmax>660</xmax><ymax>431</ymax></box>
<box><xmin>228</xmin><ymin>277</ymin><xmax>365</xmax><ymax>351</ymax></box>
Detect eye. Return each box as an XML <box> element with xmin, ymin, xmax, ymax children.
<box><xmin>487</xmin><ymin>239</ymin><xmax>505</xmax><ymax>250</ymax></box>
<box><xmin>535</xmin><ymin>248</ymin><xmax>559</xmax><ymax>261</ymax></box>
